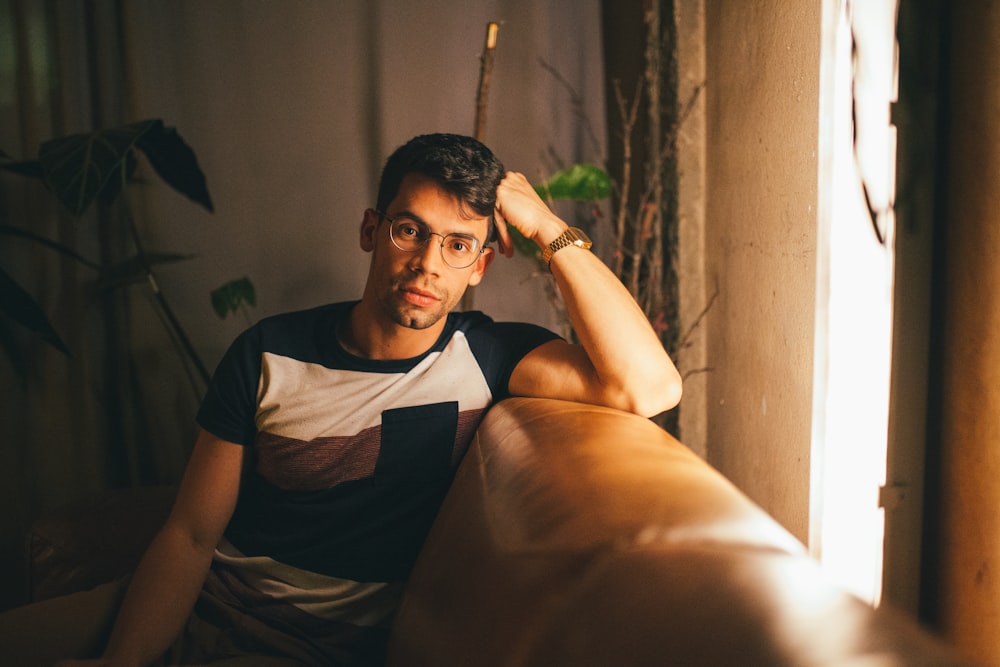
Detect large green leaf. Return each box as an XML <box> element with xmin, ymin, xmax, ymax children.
<box><xmin>39</xmin><ymin>120</ymin><xmax>157</xmax><ymax>216</ymax></box>
<box><xmin>135</xmin><ymin>121</ymin><xmax>213</xmax><ymax>213</ymax></box>
<box><xmin>0</xmin><ymin>266</ymin><xmax>68</xmax><ymax>354</ymax></box>
<box><xmin>533</xmin><ymin>164</ymin><xmax>611</xmax><ymax>201</ymax></box>
<box><xmin>37</xmin><ymin>119</ymin><xmax>213</xmax><ymax>216</ymax></box>
<box><xmin>211</xmin><ymin>277</ymin><xmax>256</xmax><ymax>319</ymax></box>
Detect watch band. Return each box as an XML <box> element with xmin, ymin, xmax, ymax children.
<box><xmin>542</xmin><ymin>227</ymin><xmax>593</xmax><ymax>265</ymax></box>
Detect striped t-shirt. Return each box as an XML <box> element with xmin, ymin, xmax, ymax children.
<box><xmin>195</xmin><ymin>300</ymin><xmax>558</xmax><ymax>660</ymax></box>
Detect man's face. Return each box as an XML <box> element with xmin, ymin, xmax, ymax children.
<box><xmin>360</xmin><ymin>173</ymin><xmax>494</xmax><ymax>331</ymax></box>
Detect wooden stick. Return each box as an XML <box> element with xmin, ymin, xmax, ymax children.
<box><xmin>474</xmin><ymin>22</ymin><xmax>500</xmax><ymax>140</ymax></box>
<box><xmin>465</xmin><ymin>22</ymin><xmax>500</xmax><ymax>312</ymax></box>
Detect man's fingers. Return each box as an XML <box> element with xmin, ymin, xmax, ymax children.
<box><xmin>494</xmin><ymin>207</ymin><xmax>514</xmax><ymax>258</ymax></box>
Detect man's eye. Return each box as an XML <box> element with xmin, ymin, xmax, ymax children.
<box><xmin>447</xmin><ymin>237</ymin><xmax>474</xmax><ymax>254</ymax></box>
<box><xmin>398</xmin><ymin>221</ymin><xmax>422</xmax><ymax>238</ymax></box>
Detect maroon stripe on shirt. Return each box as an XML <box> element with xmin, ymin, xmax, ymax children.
<box><xmin>255</xmin><ymin>426</ymin><xmax>382</xmax><ymax>491</ymax></box>
<box><xmin>256</xmin><ymin>407</ymin><xmax>489</xmax><ymax>491</ymax></box>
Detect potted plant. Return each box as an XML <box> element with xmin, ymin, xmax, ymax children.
<box><xmin>0</xmin><ymin>119</ymin><xmax>254</xmax><ymax>387</ymax></box>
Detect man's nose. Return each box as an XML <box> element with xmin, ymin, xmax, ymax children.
<box><xmin>410</xmin><ymin>236</ymin><xmax>445</xmax><ymax>273</ymax></box>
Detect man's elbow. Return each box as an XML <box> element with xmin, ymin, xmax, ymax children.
<box><xmin>622</xmin><ymin>372</ymin><xmax>683</xmax><ymax>419</ymax></box>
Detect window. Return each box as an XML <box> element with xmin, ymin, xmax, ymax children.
<box><xmin>811</xmin><ymin>0</ymin><xmax>898</xmax><ymax>605</ymax></box>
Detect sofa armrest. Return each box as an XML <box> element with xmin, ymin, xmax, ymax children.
<box><xmin>25</xmin><ymin>485</ymin><xmax>175</xmax><ymax>602</ymax></box>
<box><xmin>388</xmin><ymin>398</ymin><xmax>971</xmax><ymax>667</ymax></box>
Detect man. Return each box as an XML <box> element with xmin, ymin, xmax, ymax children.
<box><xmin>9</xmin><ymin>133</ymin><xmax>680</xmax><ymax>666</ymax></box>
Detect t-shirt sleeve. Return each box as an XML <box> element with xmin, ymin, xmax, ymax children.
<box><xmin>467</xmin><ymin>321</ymin><xmax>561</xmax><ymax>400</ymax></box>
<box><xmin>196</xmin><ymin>325</ymin><xmax>262</xmax><ymax>446</ymax></box>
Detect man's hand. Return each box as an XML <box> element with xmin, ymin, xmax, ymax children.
<box><xmin>493</xmin><ymin>171</ymin><xmax>566</xmax><ymax>258</ymax></box>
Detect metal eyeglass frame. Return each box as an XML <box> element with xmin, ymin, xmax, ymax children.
<box><xmin>375</xmin><ymin>210</ymin><xmax>485</xmax><ymax>269</ymax></box>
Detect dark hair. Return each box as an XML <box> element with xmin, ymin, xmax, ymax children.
<box><xmin>376</xmin><ymin>133</ymin><xmax>505</xmax><ymax>243</ymax></box>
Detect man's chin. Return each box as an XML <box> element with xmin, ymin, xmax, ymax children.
<box><xmin>393</xmin><ymin>307</ymin><xmax>445</xmax><ymax>331</ymax></box>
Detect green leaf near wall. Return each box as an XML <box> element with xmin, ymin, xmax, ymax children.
<box><xmin>533</xmin><ymin>164</ymin><xmax>611</xmax><ymax>201</ymax></box>
<box><xmin>211</xmin><ymin>277</ymin><xmax>256</xmax><ymax>319</ymax></box>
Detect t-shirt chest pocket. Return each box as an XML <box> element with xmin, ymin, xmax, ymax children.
<box><xmin>376</xmin><ymin>401</ymin><xmax>458</xmax><ymax>480</ymax></box>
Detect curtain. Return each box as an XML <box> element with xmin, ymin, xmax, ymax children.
<box><xmin>0</xmin><ymin>0</ymin><xmax>166</xmax><ymax>611</ymax></box>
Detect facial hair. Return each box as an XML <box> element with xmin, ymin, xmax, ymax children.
<box><xmin>382</xmin><ymin>271</ymin><xmax>461</xmax><ymax>330</ymax></box>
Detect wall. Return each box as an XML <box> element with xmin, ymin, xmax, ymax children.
<box><xmin>934</xmin><ymin>4</ymin><xmax>1000</xmax><ymax>663</ymax></box>
<box><xmin>675</xmin><ymin>0</ymin><xmax>709</xmax><ymax>458</ymax></box>
<box><xmin>123</xmin><ymin>0</ymin><xmax>606</xmax><ymax>364</ymax></box>
<box><xmin>701</xmin><ymin>1</ymin><xmax>821</xmax><ymax>542</ymax></box>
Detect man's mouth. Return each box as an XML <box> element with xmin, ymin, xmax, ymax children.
<box><xmin>400</xmin><ymin>285</ymin><xmax>440</xmax><ymax>307</ymax></box>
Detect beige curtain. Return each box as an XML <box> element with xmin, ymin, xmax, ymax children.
<box><xmin>0</xmin><ymin>0</ymin><xmax>180</xmax><ymax>611</ymax></box>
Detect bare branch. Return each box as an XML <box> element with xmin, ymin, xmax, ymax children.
<box><xmin>678</xmin><ymin>279</ymin><xmax>720</xmax><ymax>351</ymax></box>
<box><xmin>539</xmin><ymin>58</ymin><xmax>605</xmax><ymax>161</ymax></box>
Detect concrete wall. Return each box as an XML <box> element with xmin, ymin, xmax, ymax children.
<box><xmin>935</xmin><ymin>4</ymin><xmax>1000</xmax><ymax>663</ymax></box>
<box><xmin>701</xmin><ymin>2</ymin><xmax>821</xmax><ymax>542</ymax></box>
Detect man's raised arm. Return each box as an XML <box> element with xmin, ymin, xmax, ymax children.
<box><xmin>496</xmin><ymin>171</ymin><xmax>682</xmax><ymax>418</ymax></box>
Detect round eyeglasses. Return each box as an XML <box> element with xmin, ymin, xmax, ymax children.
<box><xmin>377</xmin><ymin>210</ymin><xmax>485</xmax><ymax>269</ymax></box>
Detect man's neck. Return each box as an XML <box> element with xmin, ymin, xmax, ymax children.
<box><xmin>340</xmin><ymin>302</ymin><xmax>446</xmax><ymax>361</ymax></box>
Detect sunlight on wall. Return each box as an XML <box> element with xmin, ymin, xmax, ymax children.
<box><xmin>812</xmin><ymin>0</ymin><xmax>898</xmax><ymax>605</ymax></box>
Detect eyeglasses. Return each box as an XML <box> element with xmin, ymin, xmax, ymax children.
<box><xmin>376</xmin><ymin>210</ymin><xmax>485</xmax><ymax>269</ymax></box>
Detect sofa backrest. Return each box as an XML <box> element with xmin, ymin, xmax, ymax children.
<box><xmin>387</xmin><ymin>397</ymin><xmax>971</xmax><ymax>666</ymax></box>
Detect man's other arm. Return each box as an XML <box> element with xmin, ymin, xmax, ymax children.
<box><xmin>59</xmin><ymin>429</ymin><xmax>243</xmax><ymax>667</ymax></box>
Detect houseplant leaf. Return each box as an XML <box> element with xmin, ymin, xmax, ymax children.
<box><xmin>38</xmin><ymin>119</ymin><xmax>158</xmax><ymax>216</ymax></box>
<box><xmin>0</xmin><ymin>317</ymin><xmax>29</xmax><ymax>385</ymax></box>
<box><xmin>533</xmin><ymin>164</ymin><xmax>611</xmax><ymax>201</ymax></box>
<box><xmin>135</xmin><ymin>121</ymin><xmax>214</xmax><ymax>212</ymax></box>
<box><xmin>211</xmin><ymin>277</ymin><xmax>256</xmax><ymax>318</ymax></box>
<box><xmin>36</xmin><ymin>119</ymin><xmax>213</xmax><ymax>216</ymax></box>
<box><xmin>0</xmin><ymin>266</ymin><xmax>68</xmax><ymax>354</ymax></box>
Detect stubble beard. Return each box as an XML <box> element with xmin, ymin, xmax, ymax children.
<box><xmin>384</xmin><ymin>277</ymin><xmax>456</xmax><ymax>331</ymax></box>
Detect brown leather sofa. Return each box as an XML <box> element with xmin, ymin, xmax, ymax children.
<box><xmin>24</xmin><ymin>398</ymin><xmax>972</xmax><ymax>666</ymax></box>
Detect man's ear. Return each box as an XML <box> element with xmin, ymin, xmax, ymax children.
<box><xmin>360</xmin><ymin>209</ymin><xmax>380</xmax><ymax>252</ymax></box>
<box><xmin>467</xmin><ymin>247</ymin><xmax>495</xmax><ymax>287</ymax></box>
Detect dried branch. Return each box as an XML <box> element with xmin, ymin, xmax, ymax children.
<box><xmin>678</xmin><ymin>279</ymin><xmax>720</xmax><ymax>351</ymax></box>
<box><xmin>538</xmin><ymin>58</ymin><xmax>605</xmax><ymax>160</ymax></box>
<box><xmin>474</xmin><ymin>22</ymin><xmax>500</xmax><ymax>141</ymax></box>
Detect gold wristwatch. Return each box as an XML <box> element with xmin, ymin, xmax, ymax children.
<box><xmin>542</xmin><ymin>227</ymin><xmax>593</xmax><ymax>265</ymax></box>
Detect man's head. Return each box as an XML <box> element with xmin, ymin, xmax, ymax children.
<box><xmin>356</xmin><ymin>135</ymin><xmax>504</xmax><ymax>339</ymax></box>
<box><xmin>375</xmin><ymin>133</ymin><xmax>505</xmax><ymax>243</ymax></box>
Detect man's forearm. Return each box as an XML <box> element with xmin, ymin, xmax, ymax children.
<box><xmin>101</xmin><ymin>522</ymin><xmax>216</xmax><ymax>667</ymax></box>
<box><xmin>549</xmin><ymin>241</ymin><xmax>682</xmax><ymax>416</ymax></box>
